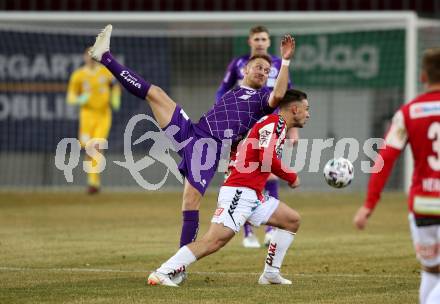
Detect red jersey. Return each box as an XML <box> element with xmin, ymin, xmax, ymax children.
<box><xmin>365</xmin><ymin>90</ymin><xmax>440</xmax><ymax>219</ymax></box>
<box><xmin>224</xmin><ymin>114</ymin><xmax>297</xmax><ymax>199</ymax></box>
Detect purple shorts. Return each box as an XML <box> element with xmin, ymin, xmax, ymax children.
<box><xmin>163</xmin><ymin>106</ymin><xmax>221</xmax><ymax>195</ymax></box>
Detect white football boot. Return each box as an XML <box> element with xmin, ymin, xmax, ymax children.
<box><xmin>171</xmin><ymin>271</ymin><xmax>187</xmax><ymax>285</ymax></box>
<box><xmin>147</xmin><ymin>271</ymin><xmax>179</xmax><ymax>287</ymax></box>
<box><xmin>258</xmin><ymin>272</ymin><xmax>292</xmax><ymax>285</ymax></box>
<box><xmin>242</xmin><ymin>233</ymin><xmax>261</xmax><ymax>248</ymax></box>
<box><xmin>89</xmin><ymin>24</ymin><xmax>112</xmax><ymax>61</ymax></box>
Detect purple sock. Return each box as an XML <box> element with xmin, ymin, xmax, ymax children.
<box><xmin>265</xmin><ymin>179</ymin><xmax>279</xmax><ymax>199</ymax></box>
<box><xmin>243</xmin><ymin>222</ymin><xmax>253</xmax><ymax>237</ymax></box>
<box><xmin>180</xmin><ymin>210</ymin><xmax>199</xmax><ymax>247</ymax></box>
<box><xmin>101</xmin><ymin>51</ymin><xmax>151</xmax><ymax>100</ymax></box>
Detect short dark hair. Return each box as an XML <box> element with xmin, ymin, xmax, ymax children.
<box><xmin>248</xmin><ymin>54</ymin><xmax>272</xmax><ymax>66</ymax></box>
<box><xmin>422</xmin><ymin>48</ymin><xmax>440</xmax><ymax>83</ymax></box>
<box><xmin>279</xmin><ymin>89</ymin><xmax>308</xmax><ymax>109</ymax></box>
<box><xmin>249</xmin><ymin>25</ymin><xmax>269</xmax><ymax>37</ymax></box>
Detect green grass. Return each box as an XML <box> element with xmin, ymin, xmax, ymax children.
<box><xmin>0</xmin><ymin>191</ymin><xmax>418</xmax><ymax>303</ymax></box>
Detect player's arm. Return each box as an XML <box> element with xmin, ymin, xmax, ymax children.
<box><xmin>257</xmin><ymin>119</ymin><xmax>298</xmax><ymax>187</ymax></box>
<box><xmin>215</xmin><ymin>58</ymin><xmax>238</xmax><ymax>102</ymax></box>
<box><xmin>354</xmin><ymin>110</ymin><xmax>407</xmax><ymax>230</ymax></box>
<box><xmin>110</xmin><ymin>80</ymin><xmax>121</xmax><ymax>111</ymax></box>
<box><xmin>268</xmin><ymin>35</ymin><xmax>295</xmax><ymax>108</ymax></box>
<box><xmin>66</xmin><ymin>71</ymin><xmax>89</xmax><ymax>106</ymax></box>
<box><xmin>266</xmin><ymin>150</ymin><xmax>298</xmax><ymax>188</ymax></box>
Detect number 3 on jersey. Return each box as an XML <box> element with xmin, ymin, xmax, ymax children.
<box><xmin>428</xmin><ymin>122</ymin><xmax>440</xmax><ymax>171</ymax></box>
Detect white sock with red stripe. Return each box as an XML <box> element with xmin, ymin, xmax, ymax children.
<box><xmin>157</xmin><ymin>246</ymin><xmax>196</xmax><ymax>276</ymax></box>
<box><xmin>263</xmin><ymin>228</ymin><xmax>295</xmax><ymax>273</ymax></box>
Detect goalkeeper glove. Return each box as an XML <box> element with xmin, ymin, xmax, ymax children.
<box><xmin>76</xmin><ymin>93</ymin><xmax>90</xmax><ymax>105</ymax></box>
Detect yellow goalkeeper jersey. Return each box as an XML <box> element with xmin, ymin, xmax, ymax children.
<box><xmin>67</xmin><ymin>65</ymin><xmax>115</xmax><ymax>111</ymax></box>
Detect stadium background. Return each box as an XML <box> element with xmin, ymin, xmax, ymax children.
<box><xmin>2</xmin><ymin>1</ymin><xmax>439</xmax><ymax>191</ymax></box>
<box><xmin>1</xmin><ymin>2</ymin><xmax>440</xmax><ymax>303</ymax></box>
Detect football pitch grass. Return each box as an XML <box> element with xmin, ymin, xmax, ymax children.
<box><xmin>0</xmin><ymin>191</ymin><xmax>418</xmax><ymax>303</ymax></box>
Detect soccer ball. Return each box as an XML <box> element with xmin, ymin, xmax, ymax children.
<box><xmin>323</xmin><ymin>158</ymin><xmax>354</xmax><ymax>188</ymax></box>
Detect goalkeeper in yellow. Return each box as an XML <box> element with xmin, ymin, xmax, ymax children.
<box><xmin>66</xmin><ymin>47</ymin><xmax>121</xmax><ymax>194</ymax></box>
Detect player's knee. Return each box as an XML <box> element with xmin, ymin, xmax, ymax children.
<box><xmin>147</xmin><ymin>85</ymin><xmax>166</xmax><ymax>102</ymax></box>
<box><xmin>285</xmin><ymin>210</ymin><xmax>301</xmax><ymax>233</ymax></box>
<box><xmin>146</xmin><ymin>85</ymin><xmax>159</xmax><ymax>99</ymax></box>
<box><xmin>182</xmin><ymin>190</ymin><xmax>201</xmax><ymax>210</ymax></box>
<box><xmin>182</xmin><ymin>195</ymin><xmax>200</xmax><ymax>210</ymax></box>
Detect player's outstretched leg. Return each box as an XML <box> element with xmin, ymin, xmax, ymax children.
<box><xmin>90</xmin><ymin>24</ymin><xmax>176</xmax><ymax>129</ymax></box>
<box><xmin>89</xmin><ymin>24</ymin><xmax>112</xmax><ymax>61</ymax></box>
<box><xmin>258</xmin><ymin>201</ymin><xmax>300</xmax><ymax>285</ymax></box>
<box><xmin>258</xmin><ymin>228</ymin><xmax>294</xmax><ymax>285</ymax></box>
<box><xmin>149</xmin><ymin>223</ymin><xmax>234</xmax><ymax>286</ymax></box>
<box><xmin>89</xmin><ymin>24</ymin><xmax>151</xmax><ymax>102</ymax></box>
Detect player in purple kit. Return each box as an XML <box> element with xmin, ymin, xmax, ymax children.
<box><xmin>217</xmin><ymin>25</ymin><xmax>297</xmax><ymax>248</ymax></box>
<box><xmin>89</xmin><ymin>24</ymin><xmax>295</xmax><ymax>249</ymax></box>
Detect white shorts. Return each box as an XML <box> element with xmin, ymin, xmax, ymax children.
<box><xmin>211</xmin><ymin>186</ymin><xmax>279</xmax><ymax>233</ymax></box>
<box><xmin>409</xmin><ymin>213</ymin><xmax>440</xmax><ymax>267</ymax></box>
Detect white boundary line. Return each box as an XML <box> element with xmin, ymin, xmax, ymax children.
<box><xmin>0</xmin><ymin>266</ymin><xmax>417</xmax><ymax>279</ymax></box>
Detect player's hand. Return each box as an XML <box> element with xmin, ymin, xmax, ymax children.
<box><xmin>353</xmin><ymin>206</ymin><xmax>373</xmax><ymax>230</ymax></box>
<box><xmin>77</xmin><ymin>93</ymin><xmax>90</xmax><ymax>105</ymax></box>
<box><xmin>280</xmin><ymin>34</ymin><xmax>295</xmax><ymax>60</ymax></box>
<box><xmin>289</xmin><ymin>176</ymin><xmax>300</xmax><ymax>189</ymax></box>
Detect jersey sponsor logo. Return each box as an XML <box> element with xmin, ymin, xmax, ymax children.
<box><xmin>120</xmin><ymin>70</ymin><xmax>142</xmax><ymax>89</ymax></box>
<box><xmin>410</xmin><ymin>101</ymin><xmax>440</xmax><ymax>119</ymax></box>
<box><xmin>266</xmin><ymin>242</ymin><xmax>277</xmax><ymax>266</ymax></box>
<box><xmin>245</xmin><ymin>90</ymin><xmax>256</xmax><ymax>95</ymax></box>
<box><xmin>259</xmin><ymin>123</ymin><xmax>275</xmax><ymax>148</ymax></box>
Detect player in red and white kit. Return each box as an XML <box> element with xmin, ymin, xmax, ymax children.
<box><xmin>354</xmin><ymin>48</ymin><xmax>440</xmax><ymax>304</ymax></box>
<box><xmin>148</xmin><ymin>89</ymin><xmax>310</xmax><ymax>286</ymax></box>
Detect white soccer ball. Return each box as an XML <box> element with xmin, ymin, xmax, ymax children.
<box><xmin>323</xmin><ymin>157</ymin><xmax>354</xmax><ymax>188</ymax></box>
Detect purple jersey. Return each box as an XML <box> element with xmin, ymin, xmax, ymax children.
<box><xmin>198</xmin><ymin>86</ymin><xmax>274</xmax><ymax>143</ymax></box>
<box><xmin>216</xmin><ymin>54</ymin><xmax>291</xmax><ymax>102</ymax></box>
